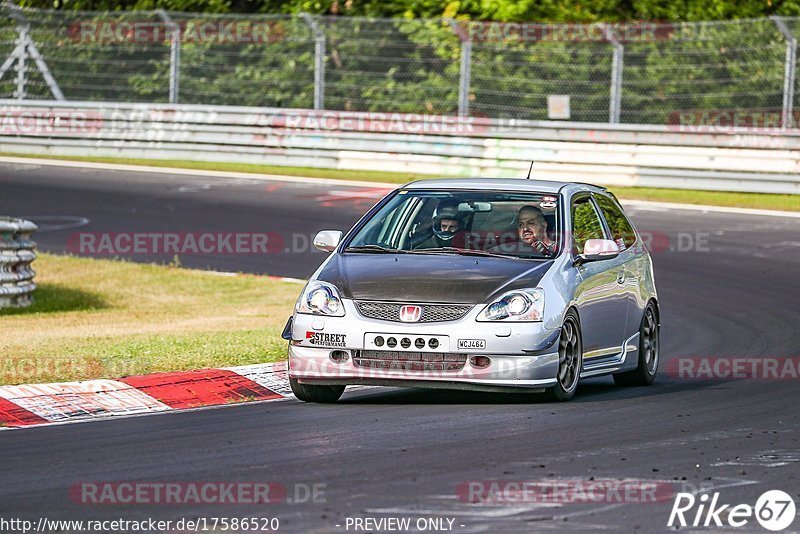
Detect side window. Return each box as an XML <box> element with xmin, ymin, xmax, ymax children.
<box><xmin>571</xmin><ymin>196</ymin><xmax>606</xmax><ymax>255</ymax></box>
<box><xmin>594</xmin><ymin>194</ymin><xmax>636</xmax><ymax>251</ymax></box>
<box><xmin>352</xmin><ymin>196</ymin><xmax>419</xmax><ymax>248</ymax></box>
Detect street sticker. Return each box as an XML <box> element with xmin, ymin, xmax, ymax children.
<box><xmin>305</xmin><ymin>331</ymin><xmax>347</xmax><ymax>347</ymax></box>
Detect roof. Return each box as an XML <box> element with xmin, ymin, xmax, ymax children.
<box><xmin>401</xmin><ymin>178</ymin><xmax>606</xmax><ymax>194</ymax></box>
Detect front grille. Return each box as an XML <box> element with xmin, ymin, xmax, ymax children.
<box><xmin>355</xmin><ymin>301</ymin><xmax>473</xmax><ymax>323</ymax></box>
<box><xmin>353</xmin><ymin>350</ymin><xmax>467</xmax><ymax>371</ymax></box>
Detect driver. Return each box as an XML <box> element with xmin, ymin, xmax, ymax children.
<box><xmin>517</xmin><ymin>205</ymin><xmax>556</xmax><ymax>256</ymax></box>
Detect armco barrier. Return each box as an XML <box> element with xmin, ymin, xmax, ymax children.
<box><xmin>0</xmin><ymin>216</ymin><xmax>37</xmax><ymax>308</ymax></box>
<box><xmin>0</xmin><ymin>100</ymin><xmax>799</xmax><ymax>194</ymax></box>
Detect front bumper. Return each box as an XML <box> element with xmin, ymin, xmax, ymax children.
<box><xmin>287</xmin><ymin>299</ymin><xmax>561</xmax><ymax>392</ymax></box>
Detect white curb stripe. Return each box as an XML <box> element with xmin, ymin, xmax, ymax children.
<box><xmin>0</xmin><ymin>380</ymin><xmax>171</xmax><ymax>422</ymax></box>
<box><xmin>0</xmin><ymin>362</ymin><xmax>390</xmax><ymax>429</ymax></box>
<box><xmin>224</xmin><ymin>362</ymin><xmax>294</xmax><ymax>397</ymax></box>
<box><xmin>225</xmin><ymin>362</ymin><xmax>377</xmax><ymax>395</ymax></box>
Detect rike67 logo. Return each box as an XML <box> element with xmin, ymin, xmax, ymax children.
<box><xmin>669</xmin><ymin>490</ymin><xmax>796</xmax><ymax>531</ymax></box>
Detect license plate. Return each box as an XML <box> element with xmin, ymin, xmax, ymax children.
<box><xmin>458</xmin><ymin>339</ymin><xmax>486</xmax><ymax>350</ymax></box>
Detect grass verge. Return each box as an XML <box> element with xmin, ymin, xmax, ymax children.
<box><xmin>3</xmin><ymin>152</ymin><xmax>799</xmax><ymax>212</ymax></box>
<box><xmin>0</xmin><ymin>253</ymin><xmax>301</xmax><ymax>386</ymax></box>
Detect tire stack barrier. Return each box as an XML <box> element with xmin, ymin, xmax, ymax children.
<box><xmin>0</xmin><ymin>216</ymin><xmax>37</xmax><ymax>308</ymax></box>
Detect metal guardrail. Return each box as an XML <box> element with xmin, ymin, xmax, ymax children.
<box><xmin>0</xmin><ymin>100</ymin><xmax>798</xmax><ymax>194</ymax></box>
<box><xmin>0</xmin><ymin>216</ymin><xmax>37</xmax><ymax>308</ymax></box>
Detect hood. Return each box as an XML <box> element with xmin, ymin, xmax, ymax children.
<box><xmin>316</xmin><ymin>253</ymin><xmax>553</xmax><ymax>304</ymax></box>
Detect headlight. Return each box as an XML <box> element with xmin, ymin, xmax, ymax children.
<box><xmin>477</xmin><ymin>288</ymin><xmax>544</xmax><ymax>322</ymax></box>
<box><xmin>296</xmin><ymin>281</ymin><xmax>345</xmax><ymax>317</ymax></box>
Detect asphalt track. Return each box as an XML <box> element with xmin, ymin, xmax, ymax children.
<box><xmin>1</xmin><ymin>161</ymin><xmax>799</xmax><ymax>533</ymax></box>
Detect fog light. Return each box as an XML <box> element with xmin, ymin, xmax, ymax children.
<box><xmin>330</xmin><ymin>350</ymin><xmax>349</xmax><ymax>363</ymax></box>
<box><xmin>470</xmin><ymin>355</ymin><xmax>491</xmax><ymax>368</ymax></box>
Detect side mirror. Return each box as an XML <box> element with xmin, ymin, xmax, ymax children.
<box><xmin>313</xmin><ymin>230</ymin><xmax>343</xmax><ymax>253</ymax></box>
<box><xmin>577</xmin><ymin>239</ymin><xmax>620</xmax><ymax>263</ymax></box>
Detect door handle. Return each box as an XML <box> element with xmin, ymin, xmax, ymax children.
<box><xmin>616</xmin><ymin>270</ymin><xmax>626</xmax><ymax>284</ymax></box>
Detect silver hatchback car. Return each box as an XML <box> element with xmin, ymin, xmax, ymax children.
<box><xmin>285</xmin><ymin>179</ymin><xmax>659</xmax><ymax>402</ymax></box>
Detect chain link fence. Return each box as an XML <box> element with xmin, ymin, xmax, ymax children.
<box><xmin>622</xmin><ymin>19</ymin><xmax>788</xmax><ymax>125</ymax></box>
<box><xmin>2</xmin><ymin>3</ymin><xmax>800</xmax><ymax>126</ymax></box>
<box><xmin>0</xmin><ymin>6</ymin><xmax>169</xmax><ymax>102</ymax></box>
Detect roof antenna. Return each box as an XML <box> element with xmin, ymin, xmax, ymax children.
<box><xmin>526</xmin><ymin>160</ymin><xmax>534</xmax><ymax>179</ymax></box>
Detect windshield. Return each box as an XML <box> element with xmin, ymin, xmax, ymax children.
<box><xmin>346</xmin><ymin>189</ymin><xmax>561</xmax><ymax>259</ymax></box>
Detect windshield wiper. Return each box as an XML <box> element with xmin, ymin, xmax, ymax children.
<box><xmin>407</xmin><ymin>247</ymin><xmax>518</xmax><ymax>259</ymax></box>
<box><xmin>344</xmin><ymin>245</ymin><xmax>406</xmax><ymax>254</ymax></box>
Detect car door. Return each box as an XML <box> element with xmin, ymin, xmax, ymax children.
<box><xmin>570</xmin><ymin>194</ymin><xmax>628</xmax><ymax>360</ymax></box>
<box><xmin>593</xmin><ymin>193</ymin><xmax>643</xmax><ymax>344</ymax></box>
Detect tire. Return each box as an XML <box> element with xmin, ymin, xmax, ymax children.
<box><xmin>613</xmin><ymin>302</ymin><xmax>659</xmax><ymax>387</ymax></box>
<box><xmin>289</xmin><ymin>377</ymin><xmax>345</xmax><ymax>403</ymax></box>
<box><xmin>546</xmin><ymin>309</ymin><xmax>583</xmax><ymax>402</ymax></box>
